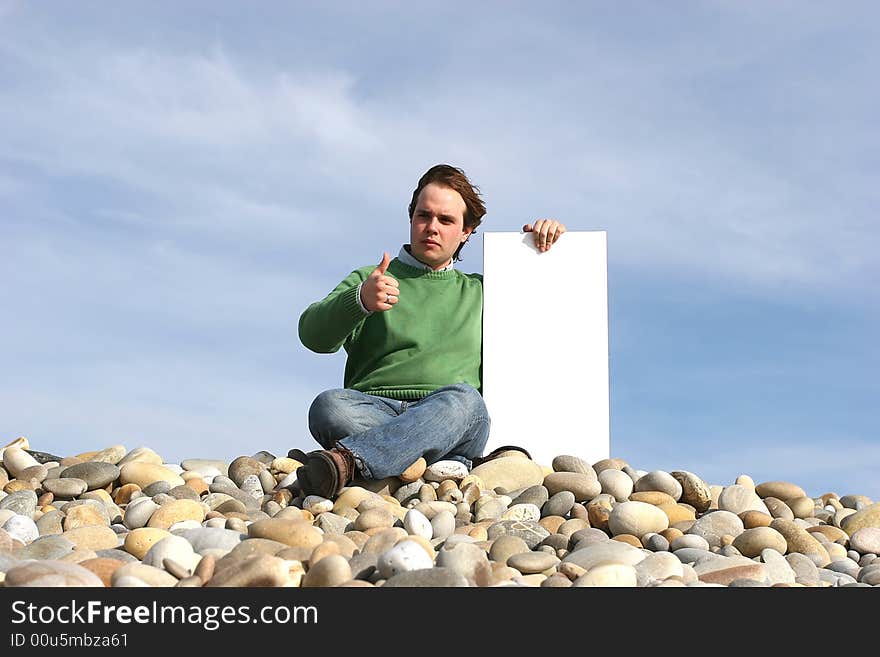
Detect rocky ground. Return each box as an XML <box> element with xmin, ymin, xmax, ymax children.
<box><xmin>1</xmin><ymin>436</ymin><xmax>878</xmax><ymax>587</ymax></box>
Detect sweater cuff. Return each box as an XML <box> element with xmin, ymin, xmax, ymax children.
<box><xmin>353</xmin><ymin>283</ymin><xmax>372</xmax><ymax>316</ymax></box>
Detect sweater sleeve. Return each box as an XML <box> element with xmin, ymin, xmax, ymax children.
<box><xmin>298</xmin><ymin>269</ymin><xmax>371</xmax><ymax>353</ymax></box>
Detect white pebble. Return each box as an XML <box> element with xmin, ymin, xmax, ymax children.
<box><xmin>378</xmin><ymin>539</ymin><xmax>434</xmax><ymax>579</ymax></box>
<box><xmin>2</xmin><ymin>514</ymin><xmax>39</xmax><ymax>544</ymax></box>
<box><xmin>403</xmin><ymin>508</ymin><xmax>433</xmax><ymax>539</ymax></box>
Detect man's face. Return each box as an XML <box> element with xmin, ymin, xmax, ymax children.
<box><xmin>409</xmin><ymin>183</ymin><xmax>472</xmax><ymax>270</ymax></box>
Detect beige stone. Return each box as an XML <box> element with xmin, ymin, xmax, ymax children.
<box><xmin>119</xmin><ymin>462</ymin><xmax>184</xmax><ymax>489</ymax></box>
<box><xmin>630</xmin><ymin>491</ymin><xmax>677</xmax><ymax>506</ymax></box>
<box><xmin>112</xmin><ymin>483</ymin><xmax>141</xmax><ymax>505</ymax></box>
<box><xmin>840</xmin><ymin>502</ymin><xmax>880</xmax><ymax>536</ymax></box>
<box><xmin>470</xmin><ymin>457</ymin><xmax>545</xmax><ymax>493</ymax></box>
<box><xmin>573</xmin><ymin>563</ymin><xmax>638</xmax><ymax>587</ymax></box>
<box><xmin>111</xmin><ymin>562</ymin><xmax>177</xmax><ymax>587</ymax></box>
<box><xmin>4</xmin><ymin>560</ymin><xmax>104</xmax><ymax>587</ymax></box>
<box><xmin>787</xmin><ymin>496</ymin><xmax>816</xmax><ymax>519</ymax></box>
<box><xmin>247</xmin><ymin>518</ymin><xmax>323</xmax><ymax>550</ymax></box>
<box><xmin>146</xmin><ymin>499</ymin><xmax>206</xmax><ymax>530</ymax></box>
<box><xmin>732</xmin><ymin>526</ymin><xmax>788</xmax><ymax>557</ymax></box>
<box><xmin>755</xmin><ymin>481</ymin><xmax>807</xmax><ymax>501</ymax></box>
<box><xmin>805</xmin><ymin>525</ymin><xmax>849</xmax><ymax>544</ymax></box>
<box><xmin>739</xmin><ymin>510</ymin><xmax>773</xmax><ymax>529</ymax></box>
<box><xmin>124</xmin><ymin>527</ymin><xmax>172</xmax><ymax>560</ymax></box>
<box><xmin>61</xmin><ymin>526</ymin><xmax>119</xmax><ymax>551</ymax></box>
<box><xmin>206</xmin><ymin>554</ymin><xmax>291</xmax><ymax>587</ymax></box>
<box><xmin>399</xmin><ymin>457</ymin><xmax>427</xmax><ymax>484</ymax></box>
<box><xmin>79</xmin><ymin>557</ymin><xmax>124</xmax><ymax>587</ymax></box>
<box><xmin>770</xmin><ymin>519</ymin><xmax>831</xmax><ymax>566</ymax></box>
<box><xmin>63</xmin><ymin>505</ymin><xmax>108</xmax><ymax>530</ymax></box>
<box><xmin>658</xmin><ymin>502</ymin><xmax>696</xmax><ymax>526</ymax></box>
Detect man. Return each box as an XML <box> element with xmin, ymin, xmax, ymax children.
<box><xmin>293</xmin><ymin>164</ymin><xmax>565</xmax><ymax>498</ymax></box>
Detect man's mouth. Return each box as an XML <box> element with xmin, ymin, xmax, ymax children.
<box><xmin>423</xmin><ymin>240</ymin><xmax>440</xmax><ymax>247</ymax></box>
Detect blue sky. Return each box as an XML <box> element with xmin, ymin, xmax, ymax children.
<box><xmin>2</xmin><ymin>2</ymin><xmax>877</xmax><ymax>499</ymax></box>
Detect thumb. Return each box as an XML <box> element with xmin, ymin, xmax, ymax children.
<box><xmin>522</xmin><ymin>223</ymin><xmax>533</xmax><ymax>232</ymax></box>
<box><xmin>375</xmin><ymin>251</ymin><xmax>391</xmax><ymax>274</ymax></box>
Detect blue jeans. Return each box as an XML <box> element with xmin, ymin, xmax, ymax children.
<box><xmin>307</xmin><ymin>383</ymin><xmax>491</xmax><ymax>480</ymax></box>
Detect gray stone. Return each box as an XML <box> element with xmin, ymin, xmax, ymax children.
<box><xmin>542</xmin><ymin>491</ymin><xmax>576</xmax><ymax>518</ymax></box>
<box><xmin>728</xmin><ymin>578</ymin><xmax>769</xmax><ymax>587</ymax></box>
<box><xmin>250</xmin><ymin>451</ymin><xmax>276</xmax><ymax>466</ymax></box>
<box><xmin>430</xmin><ymin>510</ymin><xmax>456</xmax><ymax>541</ymax></box>
<box><xmin>35</xmin><ymin>510</ymin><xmax>65</xmax><ymax>536</ymax></box>
<box><xmin>382</xmin><ymin>567</ymin><xmax>469</xmax><ymax>587</ymax></box>
<box><xmin>670</xmin><ymin>534</ymin><xmax>710</xmax><ymax>551</ymax></box>
<box><xmin>172</xmin><ymin>527</ymin><xmax>245</xmax><ymax>555</ymax></box>
<box><xmin>543</xmin><ymin>472</ymin><xmax>601</xmax><ymax>502</ymax></box>
<box><xmin>348</xmin><ymin>552</ymin><xmax>379</xmax><ymax>581</ymax></box>
<box><xmin>511</xmin><ymin>485</ymin><xmax>549</xmax><ymax>509</ymax></box>
<box><xmin>180</xmin><ymin>459</ymin><xmax>229</xmax><ymax>477</ymax></box>
<box><xmin>142</xmin><ymin>481</ymin><xmax>172</xmax><ymax>497</ymax></box>
<box><xmin>240</xmin><ymin>474</ymin><xmax>265</xmax><ymax>501</ymax></box>
<box><xmin>42</xmin><ymin>478</ymin><xmax>88</xmax><ymax>499</ymax></box>
<box><xmin>59</xmin><ymin>462</ymin><xmax>120</xmax><ymax>491</ymax></box>
<box><xmin>570</xmin><ymin>527</ymin><xmax>612</xmax><ymax>550</ymax></box>
<box><xmin>168</xmin><ymin>485</ymin><xmax>200</xmax><ymax>501</ymax></box>
<box><xmin>122</xmin><ymin>497</ymin><xmax>159</xmax><ymax>530</ymax></box>
<box><xmin>228</xmin><ymin>456</ymin><xmax>266</xmax><ymax>488</ymax></box>
<box><xmin>486</xmin><ymin>520</ymin><xmax>551</xmax><ymax>549</ymax></box>
<box><xmin>314</xmin><ymin>512</ymin><xmax>352</xmax><ymax>535</ymax></box>
<box><xmin>208</xmin><ymin>481</ymin><xmax>261</xmax><ymax>510</ymax></box>
<box><xmin>633</xmin><ymin>470</ymin><xmax>683</xmax><ymax>501</ymax></box>
<box><xmin>826</xmin><ymin>558</ymin><xmax>861</xmax><ymax>579</ymax></box>
<box><xmin>0</xmin><ymin>490</ymin><xmax>38</xmax><ymax>517</ymax></box>
<box><xmin>859</xmin><ymin>566</ymin><xmax>880</xmax><ymax>585</ymax></box>
<box><xmin>551</xmin><ymin>455</ymin><xmax>594</xmax><ymax>475</ymax></box>
<box><xmin>642</xmin><ymin>532</ymin><xmax>670</xmax><ymax>552</ymax></box>
<box><xmin>507</xmin><ymin>551</ymin><xmax>559</xmax><ymax>574</ymax></box>
<box><xmin>819</xmin><ymin>569</ymin><xmax>857</xmax><ymax>587</ymax></box>
<box><xmin>95</xmin><ymin>548</ymin><xmax>139</xmax><ymax>563</ymax></box>
<box><xmin>393</xmin><ymin>481</ymin><xmax>424</xmax><ymax>506</ymax></box>
<box><xmin>17</xmin><ymin>465</ymin><xmax>48</xmax><ymax>484</ymax></box>
<box><xmin>17</xmin><ymin>535</ymin><xmax>76</xmax><ymax>561</ymax></box>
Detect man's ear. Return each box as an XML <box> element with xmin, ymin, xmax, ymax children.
<box><xmin>462</xmin><ymin>227</ymin><xmax>474</xmax><ymax>242</ymax></box>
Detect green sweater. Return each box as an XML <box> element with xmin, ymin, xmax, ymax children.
<box><xmin>299</xmin><ymin>258</ymin><xmax>483</xmax><ymax>400</ymax></box>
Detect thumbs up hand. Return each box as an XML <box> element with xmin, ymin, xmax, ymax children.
<box><xmin>360</xmin><ymin>252</ymin><xmax>400</xmax><ymax>312</ymax></box>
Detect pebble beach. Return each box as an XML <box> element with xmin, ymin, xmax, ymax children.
<box><xmin>1</xmin><ymin>436</ymin><xmax>878</xmax><ymax>588</ymax></box>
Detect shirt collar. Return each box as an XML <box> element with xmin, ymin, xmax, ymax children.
<box><xmin>399</xmin><ymin>245</ymin><xmax>455</xmax><ymax>271</ymax></box>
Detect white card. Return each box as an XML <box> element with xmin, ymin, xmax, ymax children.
<box><xmin>482</xmin><ymin>231</ymin><xmax>610</xmax><ymax>467</ymax></box>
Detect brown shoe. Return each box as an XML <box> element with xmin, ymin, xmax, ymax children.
<box><xmin>291</xmin><ymin>447</ymin><xmax>357</xmax><ymax>498</ymax></box>
<box><xmin>471</xmin><ymin>445</ymin><xmax>532</xmax><ymax>468</ymax></box>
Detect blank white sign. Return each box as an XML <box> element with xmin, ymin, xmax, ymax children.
<box><xmin>481</xmin><ymin>231</ymin><xmax>609</xmax><ymax>467</ymax></box>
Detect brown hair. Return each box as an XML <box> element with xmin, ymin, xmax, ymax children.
<box><xmin>408</xmin><ymin>164</ymin><xmax>486</xmax><ymax>262</ymax></box>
